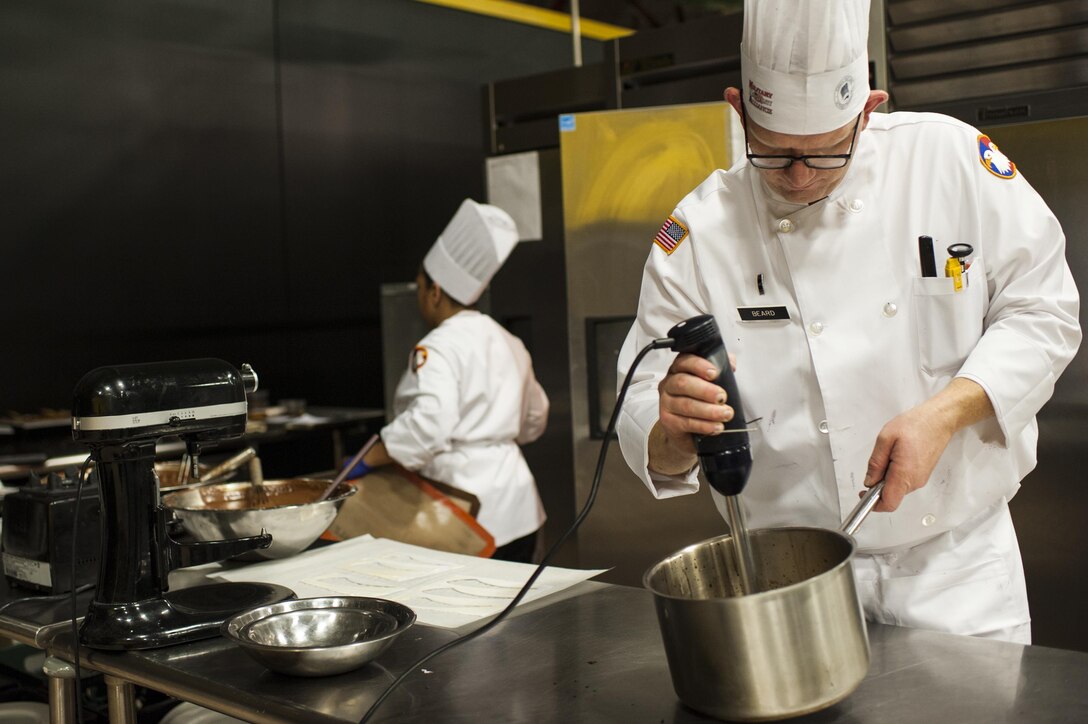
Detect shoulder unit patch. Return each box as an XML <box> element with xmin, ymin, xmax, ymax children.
<box><xmin>654</xmin><ymin>216</ymin><xmax>688</xmax><ymax>255</ymax></box>
<box><xmin>977</xmin><ymin>134</ymin><xmax>1017</xmax><ymax>179</ymax></box>
<box><xmin>411</xmin><ymin>345</ymin><xmax>428</xmax><ymax>372</ymax></box>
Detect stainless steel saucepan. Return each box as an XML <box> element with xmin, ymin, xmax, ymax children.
<box><xmin>644</xmin><ymin>481</ymin><xmax>885</xmax><ymax>722</ymax></box>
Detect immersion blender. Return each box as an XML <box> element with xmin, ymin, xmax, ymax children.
<box><xmin>668</xmin><ymin>315</ymin><xmax>758</xmax><ymax>594</ymax></box>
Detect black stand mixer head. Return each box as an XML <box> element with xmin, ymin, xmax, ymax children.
<box><xmin>72</xmin><ymin>359</ymin><xmax>293</xmax><ymax>650</ymax></box>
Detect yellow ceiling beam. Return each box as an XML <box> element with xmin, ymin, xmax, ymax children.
<box><xmin>414</xmin><ymin>0</ymin><xmax>636</xmax><ymax>41</ymax></box>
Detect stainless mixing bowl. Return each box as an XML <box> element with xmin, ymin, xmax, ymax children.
<box><xmin>162</xmin><ymin>478</ymin><xmax>355</xmax><ymax>560</ymax></box>
<box><xmin>222</xmin><ymin>597</ymin><xmax>416</xmax><ymax>676</ymax></box>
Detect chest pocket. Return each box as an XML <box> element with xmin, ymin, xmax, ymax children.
<box><xmin>912</xmin><ymin>272</ymin><xmax>986</xmax><ymax>377</ymax></box>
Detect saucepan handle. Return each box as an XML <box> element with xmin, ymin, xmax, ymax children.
<box><xmin>840</xmin><ymin>480</ymin><xmax>886</xmax><ymax>536</ymax></box>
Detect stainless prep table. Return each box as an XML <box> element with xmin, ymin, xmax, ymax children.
<box><xmin>15</xmin><ymin>582</ymin><xmax>1088</xmax><ymax>723</ymax></box>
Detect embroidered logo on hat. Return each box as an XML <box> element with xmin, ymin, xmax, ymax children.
<box><xmin>834</xmin><ymin>75</ymin><xmax>854</xmax><ymax>110</ymax></box>
<box><xmin>977</xmin><ymin>134</ymin><xmax>1017</xmax><ymax>179</ymax></box>
<box><xmin>748</xmin><ymin>80</ymin><xmax>773</xmax><ymax>116</ymax></box>
<box><xmin>411</xmin><ymin>346</ymin><xmax>429</xmax><ymax>372</ymax></box>
<box><xmin>654</xmin><ymin>216</ymin><xmax>689</xmax><ymax>255</ymax></box>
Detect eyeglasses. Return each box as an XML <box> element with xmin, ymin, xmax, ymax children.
<box><xmin>744</xmin><ymin>111</ymin><xmax>861</xmax><ymax>170</ymax></box>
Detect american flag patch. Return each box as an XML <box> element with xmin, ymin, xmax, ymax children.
<box><xmin>654</xmin><ymin>216</ymin><xmax>688</xmax><ymax>255</ymax></box>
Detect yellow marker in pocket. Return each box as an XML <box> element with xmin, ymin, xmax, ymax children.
<box><xmin>945</xmin><ymin>256</ymin><xmax>963</xmax><ymax>292</ymax></box>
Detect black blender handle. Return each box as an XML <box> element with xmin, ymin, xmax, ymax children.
<box><xmin>713</xmin><ymin>350</ymin><xmax>747</xmax><ymax>435</ymax></box>
<box><xmin>667</xmin><ymin>315</ymin><xmax>752</xmax><ymax>497</ymax></box>
<box><xmin>667</xmin><ymin>314</ymin><xmax>748</xmax><ymax>432</ymax></box>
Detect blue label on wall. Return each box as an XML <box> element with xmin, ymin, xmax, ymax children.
<box><xmin>559</xmin><ymin>114</ymin><xmax>576</xmax><ymax>132</ymax></box>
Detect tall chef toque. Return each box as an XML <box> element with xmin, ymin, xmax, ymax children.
<box><xmin>741</xmin><ymin>0</ymin><xmax>871</xmax><ymax>135</ymax></box>
<box><xmin>423</xmin><ymin>198</ymin><xmax>519</xmax><ymax>306</ymax></box>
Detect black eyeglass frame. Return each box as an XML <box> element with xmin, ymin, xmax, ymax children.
<box><xmin>743</xmin><ymin>107</ymin><xmax>862</xmax><ymax>170</ymax></box>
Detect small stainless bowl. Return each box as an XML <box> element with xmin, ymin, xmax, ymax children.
<box><xmin>222</xmin><ymin>597</ymin><xmax>416</xmax><ymax>677</ymax></box>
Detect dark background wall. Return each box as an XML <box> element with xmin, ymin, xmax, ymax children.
<box><xmin>0</xmin><ymin>0</ymin><xmax>602</xmax><ymax>415</ymax></box>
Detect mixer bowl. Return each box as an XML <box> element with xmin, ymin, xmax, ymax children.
<box><xmin>162</xmin><ymin>479</ymin><xmax>355</xmax><ymax>560</ymax></box>
<box><xmin>222</xmin><ymin>597</ymin><xmax>416</xmax><ymax>677</ymax></box>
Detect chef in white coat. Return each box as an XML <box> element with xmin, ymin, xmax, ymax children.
<box><xmin>348</xmin><ymin>199</ymin><xmax>549</xmax><ymax>562</ymax></box>
<box><xmin>617</xmin><ymin>0</ymin><xmax>1080</xmax><ymax>643</ymax></box>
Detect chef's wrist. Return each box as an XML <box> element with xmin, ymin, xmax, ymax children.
<box><xmin>648</xmin><ymin>422</ymin><xmax>699</xmax><ymax>476</ymax></box>
<box><xmin>342</xmin><ymin>457</ymin><xmax>373</xmax><ymax>479</ymax></box>
<box><xmin>929</xmin><ymin>377</ymin><xmax>994</xmax><ymax>435</ymax></box>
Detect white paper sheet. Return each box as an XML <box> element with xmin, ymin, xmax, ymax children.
<box><xmin>486</xmin><ymin>151</ymin><xmax>542</xmax><ymax>242</ymax></box>
<box><xmin>211</xmin><ymin>536</ymin><xmax>606</xmax><ymax>628</ymax></box>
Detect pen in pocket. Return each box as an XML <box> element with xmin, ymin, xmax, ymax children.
<box><xmin>918</xmin><ymin>235</ymin><xmax>937</xmax><ymax>277</ymax></box>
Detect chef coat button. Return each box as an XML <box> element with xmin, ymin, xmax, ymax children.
<box><xmin>921</xmin><ymin>514</ymin><xmax>936</xmax><ymax>527</ymax></box>
<box><xmin>818</xmin><ymin>420</ymin><xmax>829</xmax><ymax>433</ymax></box>
<box><xmin>882</xmin><ymin>302</ymin><xmax>898</xmax><ymax>317</ymax></box>
<box><xmin>777</xmin><ymin>219</ymin><xmax>794</xmax><ymax>233</ymax></box>
<box><xmin>849</xmin><ymin>198</ymin><xmax>864</xmax><ymax>213</ymax></box>
<box><xmin>809</xmin><ymin>321</ymin><xmax>824</xmax><ymax>336</ymax></box>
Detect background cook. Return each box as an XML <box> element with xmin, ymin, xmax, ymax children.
<box><xmin>346</xmin><ymin>199</ymin><xmax>549</xmax><ymax>562</ymax></box>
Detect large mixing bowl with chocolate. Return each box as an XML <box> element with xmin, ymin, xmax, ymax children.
<box><xmin>162</xmin><ymin>478</ymin><xmax>356</xmax><ymax>560</ymax></box>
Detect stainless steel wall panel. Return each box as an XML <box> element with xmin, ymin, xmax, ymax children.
<box><xmin>887</xmin><ymin>0</ymin><xmax>1035</xmax><ymax>27</ymax></box>
<box><xmin>885</xmin><ymin>0</ymin><xmax>1088</xmax><ymax>117</ymax></box>
<box><xmin>488</xmin><ymin>65</ymin><xmax>615</xmax><ymax>155</ymax></box>
<box><xmin>615</xmin><ymin>12</ymin><xmax>742</xmax><ymax>111</ymax></box>
<box><xmin>889</xmin><ymin>27</ymin><xmax>1088</xmax><ymax>81</ymax></box>
<box><xmin>621</xmin><ymin>71</ymin><xmax>741</xmax><ymax>110</ymax></box>
<box><xmin>616</xmin><ymin>12</ymin><xmax>742</xmax><ymax>77</ymax></box>
<box><xmin>495</xmin><ymin>118</ymin><xmax>563</xmax><ymax>154</ymax></box>
<box><xmin>888</xmin><ymin>0</ymin><xmax>1087</xmax><ymax>53</ymax></box>
<box><xmin>921</xmin><ymin>88</ymin><xmax>1088</xmax><ymax>126</ymax></box>
<box><xmin>491</xmin><ymin>65</ymin><xmax>613</xmax><ymax>124</ymax></box>
<box><xmin>892</xmin><ymin>57</ymin><xmax>1088</xmax><ymax>108</ymax></box>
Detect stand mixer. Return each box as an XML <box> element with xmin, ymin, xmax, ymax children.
<box><xmin>71</xmin><ymin>359</ymin><xmax>294</xmax><ymax>650</ymax></box>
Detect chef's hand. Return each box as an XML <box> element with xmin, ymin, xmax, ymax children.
<box><xmin>862</xmin><ymin>377</ymin><xmax>995</xmax><ymax>512</ymax></box>
<box><xmin>862</xmin><ymin>405</ymin><xmax>953</xmax><ymax>512</ymax></box>
<box><xmin>648</xmin><ymin>352</ymin><xmax>737</xmax><ymax>475</ymax></box>
<box><xmin>341</xmin><ymin>458</ymin><xmax>372</xmax><ymax>479</ymax></box>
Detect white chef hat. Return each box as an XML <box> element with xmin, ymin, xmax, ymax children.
<box><xmin>422</xmin><ymin>198</ymin><xmax>519</xmax><ymax>306</ymax></box>
<box><xmin>741</xmin><ymin>0</ymin><xmax>871</xmax><ymax>135</ymax></box>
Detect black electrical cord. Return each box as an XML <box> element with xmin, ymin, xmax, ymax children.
<box><xmin>69</xmin><ymin>453</ymin><xmax>93</xmax><ymax>724</ymax></box>
<box><xmin>0</xmin><ymin>584</ymin><xmax>93</xmax><ymax>617</ymax></box>
<box><xmin>358</xmin><ymin>335</ymin><xmax>674</xmax><ymax>723</ymax></box>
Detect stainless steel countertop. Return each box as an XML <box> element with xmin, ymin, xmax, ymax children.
<box><xmin>0</xmin><ymin>576</ymin><xmax>93</xmax><ymax>648</ymax></box>
<box><xmin>41</xmin><ymin>583</ymin><xmax>1088</xmax><ymax>723</ymax></box>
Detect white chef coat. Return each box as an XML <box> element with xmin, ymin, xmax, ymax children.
<box><xmin>617</xmin><ymin>112</ymin><xmax>1080</xmax><ymax>636</ymax></box>
<box><xmin>382</xmin><ymin>310</ymin><xmax>548</xmax><ymax>547</ymax></box>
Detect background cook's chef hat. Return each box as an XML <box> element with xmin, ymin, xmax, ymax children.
<box><xmin>422</xmin><ymin>198</ymin><xmax>519</xmax><ymax>306</ymax></box>
<box><xmin>741</xmin><ymin>0</ymin><xmax>871</xmax><ymax>135</ymax></box>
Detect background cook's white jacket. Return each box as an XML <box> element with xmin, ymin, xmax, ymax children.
<box><xmin>618</xmin><ymin>112</ymin><xmax>1080</xmax><ymax>552</ymax></box>
<box><xmin>382</xmin><ymin>310</ymin><xmax>548</xmax><ymax>547</ymax></box>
